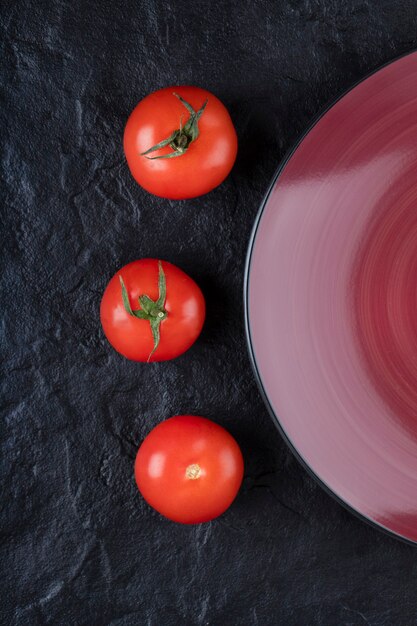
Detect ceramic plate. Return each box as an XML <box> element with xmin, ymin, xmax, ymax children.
<box><xmin>245</xmin><ymin>51</ymin><xmax>417</xmax><ymax>544</ymax></box>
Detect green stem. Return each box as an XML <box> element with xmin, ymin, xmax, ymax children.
<box><xmin>140</xmin><ymin>93</ymin><xmax>208</xmax><ymax>160</ymax></box>
<box><xmin>119</xmin><ymin>260</ymin><xmax>167</xmax><ymax>361</ymax></box>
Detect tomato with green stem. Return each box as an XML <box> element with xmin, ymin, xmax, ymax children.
<box><xmin>100</xmin><ymin>259</ymin><xmax>205</xmax><ymax>362</ymax></box>
<box><xmin>135</xmin><ymin>415</ymin><xmax>244</xmax><ymax>524</ymax></box>
<box><xmin>123</xmin><ymin>86</ymin><xmax>238</xmax><ymax>199</ymax></box>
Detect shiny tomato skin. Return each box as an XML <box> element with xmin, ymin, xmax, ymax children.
<box><xmin>135</xmin><ymin>415</ymin><xmax>244</xmax><ymax>524</ymax></box>
<box><xmin>100</xmin><ymin>259</ymin><xmax>205</xmax><ymax>362</ymax></box>
<box><xmin>123</xmin><ymin>86</ymin><xmax>238</xmax><ymax>199</ymax></box>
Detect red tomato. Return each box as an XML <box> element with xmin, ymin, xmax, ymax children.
<box><xmin>123</xmin><ymin>86</ymin><xmax>238</xmax><ymax>199</ymax></box>
<box><xmin>135</xmin><ymin>415</ymin><xmax>244</xmax><ymax>524</ymax></box>
<box><xmin>100</xmin><ymin>259</ymin><xmax>205</xmax><ymax>362</ymax></box>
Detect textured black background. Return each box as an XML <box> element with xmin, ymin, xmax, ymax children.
<box><xmin>2</xmin><ymin>1</ymin><xmax>417</xmax><ymax>624</ymax></box>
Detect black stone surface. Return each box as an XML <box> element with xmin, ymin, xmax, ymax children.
<box><xmin>2</xmin><ymin>1</ymin><xmax>417</xmax><ymax>624</ymax></box>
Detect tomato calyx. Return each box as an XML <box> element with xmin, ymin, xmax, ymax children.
<box><xmin>140</xmin><ymin>93</ymin><xmax>208</xmax><ymax>160</ymax></box>
<box><xmin>119</xmin><ymin>260</ymin><xmax>167</xmax><ymax>361</ymax></box>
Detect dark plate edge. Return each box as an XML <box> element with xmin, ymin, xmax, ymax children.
<box><xmin>243</xmin><ymin>48</ymin><xmax>417</xmax><ymax>547</ymax></box>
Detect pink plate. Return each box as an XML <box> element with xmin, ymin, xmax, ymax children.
<box><xmin>245</xmin><ymin>51</ymin><xmax>417</xmax><ymax>543</ymax></box>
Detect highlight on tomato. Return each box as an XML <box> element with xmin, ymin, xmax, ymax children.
<box><xmin>123</xmin><ymin>86</ymin><xmax>238</xmax><ymax>199</ymax></box>
<box><xmin>135</xmin><ymin>415</ymin><xmax>244</xmax><ymax>524</ymax></box>
<box><xmin>100</xmin><ymin>259</ymin><xmax>205</xmax><ymax>362</ymax></box>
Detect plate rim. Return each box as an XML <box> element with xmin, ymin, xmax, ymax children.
<box><xmin>243</xmin><ymin>48</ymin><xmax>417</xmax><ymax>547</ymax></box>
